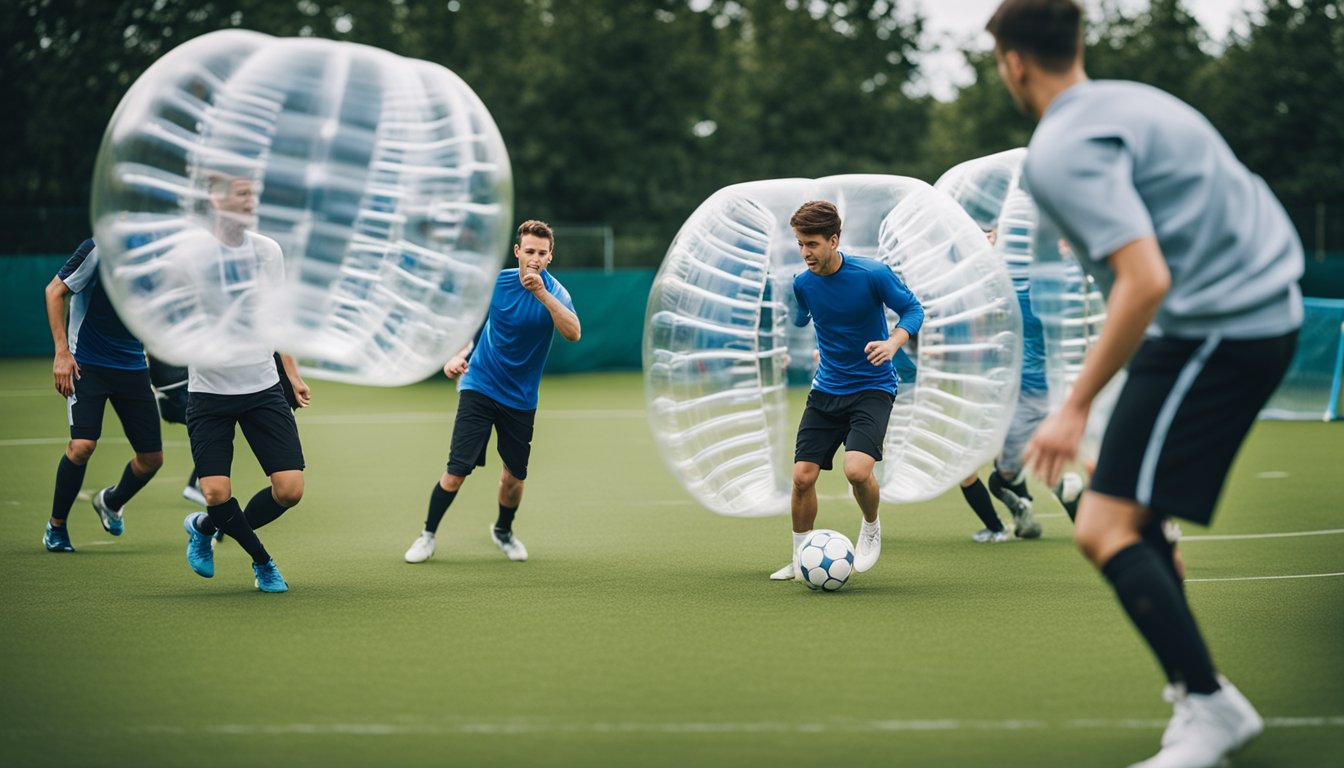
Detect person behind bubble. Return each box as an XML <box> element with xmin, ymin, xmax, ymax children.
<box><xmin>404</xmin><ymin>219</ymin><xmax>581</xmax><ymax>564</ymax></box>
<box><xmin>956</xmin><ymin>226</ymin><xmax>1082</xmax><ymax>543</ymax></box>
<box><xmin>987</xmin><ymin>2</ymin><xmax>1303</xmax><ymax>766</ymax></box>
<box><xmin>151</xmin><ymin>350</ymin><xmax>301</xmax><ymax>509</ymax></box>
<box><xmin>179</xmin><ymin>172</ymin><xmax>311</xmax><ymax>593</ymax></box>
<box><xmin>770</xmin><ymin>201</ymin><xmax>924</xmax><ymax>581</ymax></box>
<box><xmin>41</xmin><ymin>238</ymin><xmax>164</xmax><ymax>553</ymax></box>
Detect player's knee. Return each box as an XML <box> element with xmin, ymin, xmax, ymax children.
<box><xmin>66</xmin><ymin>439</ymin><xmax>96</xmax><ymax>464</ymax></box>
<box><xmin>1073</xmin><ymin>524</ymin><xmax>1106</xmax><ymax>565</ymax></box>
<box><xmin>843</xmin><ymin>465</ymin><xmax>871</xmax><ymax>487</ymax></box>
<box><xmin>198</xmin><ymin>477</ymin><xmax>232</xmax><ymax>507</ymax></box>
<box><xmin>791</xmin><ymin>466</ymin><xmax>818</xmax><ymax>494</ymax></box>
<box><xmin>271</xmin><ymin>474</ymin><xmax>304</xmax><ymax>507</ymax></box>
<box><xmin>134</xmin><ymin>451</ymin><xmax>165</xmax><ymax>474</ymax></box>
<box><xmin>499</xmin><ymin>473</ymin><xmax>524</xmax><ymax>503</ymax></box>
<box><xmin>439</xmin><ymin>472</ymin><xmax>465</xmax><ymax>492</ymax></box>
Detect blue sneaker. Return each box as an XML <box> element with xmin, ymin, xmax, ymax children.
<box><xmin>252</xmin><ymin>558</ymin><xmax>288</xmax><ymax>593</ymax></box>
<box><xmin>183</xmin><ymin>512</ymin><xmax>215</xmax><ymax>578</ymax></box>
<box><xmin>44</xmin><ymin>522</ymin><xmax>75</xmax><ymax>552</ymax></box>
<box><xmin>92</xmin><ymin>486</ymin><xmax>124</xmax><ymax>536</ymax></box>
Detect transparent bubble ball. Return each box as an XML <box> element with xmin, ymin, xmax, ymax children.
<box><xmin>644</xmin><ymin>174</ymin><xmax>1023</xmax><ymax>517</ymax></box>
<box><xmin>91</xmin><ymin>29</ymin><xmax>512</xmax><ymax>385</ymax></box>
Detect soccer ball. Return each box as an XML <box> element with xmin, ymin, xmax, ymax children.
<box><xmin>798</xmin><ymin>529</ymin><xmax>855</xmax><ymax>592</ymax></box>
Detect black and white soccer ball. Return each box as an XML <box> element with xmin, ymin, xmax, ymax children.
<box><xmin>798</xmin><ymin>529</ymin><xmax>855</xmax><ymax>591</ymax></box>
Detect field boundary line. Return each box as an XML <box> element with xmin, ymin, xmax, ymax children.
<box><xmin>18</xmin><ymin>715</ymin><xmax>1330</xmax><ymax>737</ymax></box>
<box><xmin>1182</xmin><ymin>528</ymin><xmax>1344</xmax><ymax>542</ymax></box>
<box><xmin>1186</xmin><ymin>571</ymin><xmax>1344</xmax><ymax>583</ymax></box>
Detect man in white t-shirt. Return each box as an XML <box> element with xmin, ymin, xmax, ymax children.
<box><xmin>180</xmin><ymin>173</ymin><xmax>310</xmax><ymax>593</ymax></box>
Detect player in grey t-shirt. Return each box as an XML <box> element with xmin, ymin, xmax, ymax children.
<box><xmin>987</xmin><ymin>2</ymin><xmax>1302</xmax><ymax>767</ymax></box>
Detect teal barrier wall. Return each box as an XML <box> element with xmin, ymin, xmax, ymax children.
<box><xmin>0</xmin><ymin>256</ymin><xmax>657</xmax><ymax>373</ymax></box>
<box><xmin>3</xmin><ymin>255</ymin><xmax>67</xmax><ymax>357</ymax></box>
<box><xmin>1302</xmin><ymin>254</ymin><xmax>1344</xmax><ymax>299</ymax></box>
<box><xmin>4</xmin><ymin>253</ymin><xmax>1339</xmax><ymax>370</ymax></box>
<box><xmin>544</xmin><ymin>269</ymin><xmax>655</xmax><ymax>373</ymax></box>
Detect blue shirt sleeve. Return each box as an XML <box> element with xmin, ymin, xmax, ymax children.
<box><xmin>791</xmin><ymin>280</ymin><xmax>811</xmax><ymax>328</ymax></box>
<box><xmin>874</xmin><ymin>268</ymin><xmax>923</xmax><ymax>337</ymax></box>
<box><xmin>58</xmin><ymin>239</ymin><xmax>98</xmax><ymax>292</ymax></box>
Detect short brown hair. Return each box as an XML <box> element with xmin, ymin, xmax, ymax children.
<box><xmin>986</xmin><ymin>0</ymin><xmax>1083</xmax><ymax>74</ymax></box>
<box><xmin>516</xmin><ymin>219</ymin><xmax>554</xmax><ymax>250</ymax></box>
<box><xmin>790</xmin><ymin>201</ymin><xmax>841</xmax><ymax>239</ymax></box>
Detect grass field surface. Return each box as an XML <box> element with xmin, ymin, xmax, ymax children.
<box><xmin>1</xmin><ymin>358</ymin><xmax>1340</xmax><ymax>767</ymax></box>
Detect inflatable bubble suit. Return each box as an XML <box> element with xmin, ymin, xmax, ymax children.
<box><xmin>937</xmin><ymin>149</ymin><xmax>1118</xmax><ymax>465</ymax></box>
<box><xmin>643</xmin><ymin>175</ymin><xmax>1023</xmax><ymax>517</ymax></box>
<box><xmin>90</xmin><ymin>29</ymin><xmax>512</xmax><ymax>386</ymax></box>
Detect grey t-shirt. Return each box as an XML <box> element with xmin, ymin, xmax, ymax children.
<box><xmin>1024</xmin><ymin>80</ymin><xmax>1303</xmax><ymax>339</ymax></box>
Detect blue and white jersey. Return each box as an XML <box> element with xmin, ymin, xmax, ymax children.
<box><xmin>460</xmin><ymin>269</ymin><xmax>575</xmax><ymax>411</ymax></box>
<box><xmin>58</xmin><ymin>239</ymin><xmax>146</xmax><ymax>370</ymax></box>
<box><xmin>793</xmin><ymin>253</ymin><xmax>924</xmax><ymax>396</ymax></box>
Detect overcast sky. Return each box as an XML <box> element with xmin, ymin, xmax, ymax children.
<box><xmin>913</xmin><ymin>0</ymin><xmax>1265</xmax><ymax>99</ymax></box>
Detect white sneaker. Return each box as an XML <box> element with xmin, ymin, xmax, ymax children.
<box><xmin>1010</xmin><ymin>498</ymin><xmax>1041</xmax><ymax>539</ymax></box>
<box><xmin>971</xmin><ymin>528</ymin><xmax>1010</xmax><ymax>543</ymax></box>
<box><xmin>404</xmin><ymin>532</ymin><xmax>436</xmax><ymax>563</ymax></box>
<box><xmin>490</xmin><ymin>525</ymin><xmax>528</xmax><ymax>561</ymax></box>
<box><xmin>769</xmin><ymin>560</ymin><xmax>800</xmax><ymax>581</ymax></box>
<box><xmin>1159</xmin><ymin>683</ymin><xmax>1189</xmax><ymax>747</ymax></box>
<box><xmin>1130</xmin><ymin>683</ymin><xmax>1263</xmax><ymax>768</ymax></box>
<box><xmin>182</xmin><ymin>483</ymin><xmax>207</xmax><ymax>507</ymax></box>
<box><xmin>854</xmin><ymin>518</ymin><xmax>881</xmax><ymax>573</ymax></box>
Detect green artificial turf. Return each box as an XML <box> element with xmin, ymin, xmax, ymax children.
<box><xmin>1</xmin><ymin>359</ymin><xmax>1340</xmax><ymax>767</ymax></box>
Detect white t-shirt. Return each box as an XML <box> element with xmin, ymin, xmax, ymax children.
<box><xmin>188</xmin><ymin>231</ymin><xmax>286</xmax><ymax>395</ymax></box>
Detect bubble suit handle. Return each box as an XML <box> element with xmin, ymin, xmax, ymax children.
<box><xmin>91</xmin><ymin>30</ymin><xmax>512</xmax><ymax>386</ymax></box>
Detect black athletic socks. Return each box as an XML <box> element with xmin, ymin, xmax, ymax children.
<box><xmin>51</xmin><ymin>454</ymin><xmax>88</xmax><ymax>522</ymax></box>
<box><xmin>1102</xmin><ymin>542</ymin><xmax>1219</xmax><ymax>693</ymax></box>
<box><xmin>424</xmin><ymin>483</ymin><xmax>458</xmax><ymax>534</ymax></box>
<box><xmin>243</xmin><ymin>487</ymin><xmax>289</xmax><ymax>530</ymax></box>
<box><xmin>206</xmin><ymin>498</ymin><xmax>271</xmax><ymax>566</ymax></box>
<box><xmin>104</xmin><ymin>460</ymin><xmax>156</xmax><ymax>510</ymax></box>
<box><xmin>960</xmin><ymin>479</ymin><xmax>1004</xmax><ymax>532</ymax></box>
<box><xmin>495</xmin><ymin>504</ymin><xmax>518</xmax><ymax>534</ymax></box>
<box><xmin>1140</xmin><ymin>517</ymin><xmax>1185</xmax><ymax>592</ymax></box>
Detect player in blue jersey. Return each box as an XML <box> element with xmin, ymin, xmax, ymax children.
<box><xmin>959</xmin><ymin>227</ymin><xmax>1081</xmax><ymax>543</ymax></box>
<box><xmin>989</xmin><ymin>2</ymin><xmax>1303</xmax><ymax>766</ymax></box>
<box><xmin>770</xmin><ymin>201</ymin><xmax>924</xmax><ymax>581</ymax></box>
<box><xmin>42</xmin><ymin>239</ymin><xmax>163</xmax><ymax>552</ymax></box>
<box><xmin>404</xmin><ymin>220</ymin><xmax>581</xmax><ymax>564</ymax></box>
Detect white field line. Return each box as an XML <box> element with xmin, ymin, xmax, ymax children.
<box><xmin>18</xmin><ymin>715</ymin><xmax>1330</xmax><ymax>737</ymax></box>
<box><xmin>1182</xmin><ymin>528</ymin><xmax>1344</xmax><ymax>542</ymax></box>
<box><xmin>0</xmin><ymin>389</ymin><xmax>54</xmax><ymax>397</ymax></box>
<box><xmin>0</xmin><ymin>409</ymin><xmax>645</xmax><ymax>443</ymax></box>
<box><xmin>0</xmin><ymin>437</ymin><xmax>191</xmax><ymax>448</ymax></box>
<box><xmin>1186</xmin><ymin>572</ymin><xmax>1344</xmax><ymax>583</ymax></box>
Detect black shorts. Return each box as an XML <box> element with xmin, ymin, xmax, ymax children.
<box><xmin>1091</xmin><ymin>331</ymin><xmax>1298</xmax><ymax>524</ymax></box>
<box><xmin>446</xmin><ymin>390</ymin><xmax>536</xmax><ymax>480</ymax></box>
<box><xmin>186</xmin><ymin>384</ymin><xmax>305</xmax><ymax>478</ymax></box>
<box><xmin>794</xmin><ymin>389</ymin><xmax>895</xmax><ymax>470</ymax></box>
<box><xmin>68</xmin><ymin>364</ymin><xmax>163</xmax><ymax>453</ymax></box>
<box><xmin>148</xmin><ymin>356</ymin><xmax>189</xmax><ymax>424</ymax></box>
